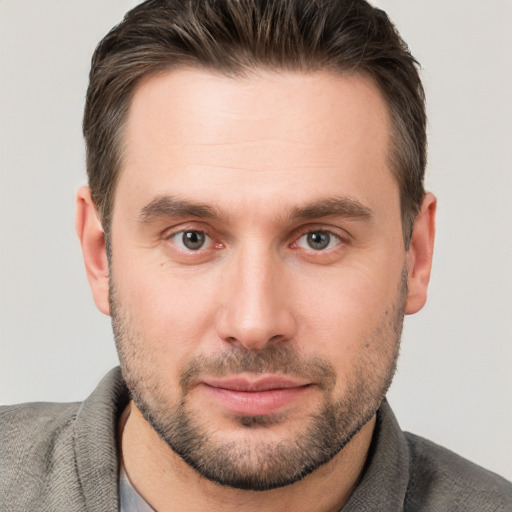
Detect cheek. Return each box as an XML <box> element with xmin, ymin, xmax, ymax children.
<box><xmin>112</xmin><ymin>272</ymin><xmax>221</xmax><ymax>408</ymax></box>
<box><xmin>113</xmin><ymin>258</ymin><xmax>222</xmax><ymax>366</ymax></box>
<box><xmin>293</xmin><ymin>262</ymin><xmax>402</xmax><ymax>363</ymax></box>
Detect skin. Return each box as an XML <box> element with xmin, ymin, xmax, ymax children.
<box><xmin>76</xmin><ymin>69</ymin><xmax>436</xmax><ymax>511</ymax></box>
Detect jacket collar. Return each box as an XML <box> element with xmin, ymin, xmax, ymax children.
<box><xmin>74</xmin><ymin>367</ymin><xmax>130</xmax><ymax>512</ymax></box>
<box><xmin>342</xmin><ymin>399</ymin><xmax>410</xmax><ymax>511</ymax></box>
<box><xmin>72</xmin><ymin>368</ymin><xmax>409</xmax><ymax>511</ymax></box>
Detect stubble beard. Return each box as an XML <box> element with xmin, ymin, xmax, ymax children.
<box><xmin>110</xmin><ymin>271</ymin><xmax>407</xmax><ymax>491</ymax></box>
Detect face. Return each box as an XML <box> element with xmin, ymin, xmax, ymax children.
<box><xmin>109</xmin><ymin>69</ymin><xmax>408</xmax><ymax>490</ymax></box>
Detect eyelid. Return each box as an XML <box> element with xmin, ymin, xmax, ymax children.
<box><xmin>289</xmin><ymin>224</ymin><xmax>351</xmax><ymax>246</ymax></box>
<box><xmin>162</xmin><ymin>221</ymin><xmax>214</xmax><ymax>240</ymax></box>
<box><xmin>163</xmin><ymin>223</ymin><xmax>223</xmax><ymax>253</ymax></box>
<box><xmin>161</xmin><ymin>222</ymin><xmax>350</xmax><ymax>256</ymax></box>
<box><xmin>170</xmin><ymin>230</ymin><xmax>213</xmax><ymax>251</ymax></box>
<box><xmin>294</xmin><ymin>231</ymin><xmax>341</xmax><ymax>251</ymax></box>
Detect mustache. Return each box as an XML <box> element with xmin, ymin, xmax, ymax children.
<box><xmin>179</xmin><ymin>344</ymin><xmax>336</xmax><ymax>392</ymax></box>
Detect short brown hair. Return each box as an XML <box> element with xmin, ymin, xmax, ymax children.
<box><xmin>83</xmin><ymin>0</ymin><xmax>426</xmax><ymax>245</ymax></box>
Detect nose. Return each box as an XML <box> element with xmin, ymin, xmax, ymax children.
<box><xmin>216</xmin><ymin>246</ymin><xmax>297</xmax><ymax>350</ymax></box>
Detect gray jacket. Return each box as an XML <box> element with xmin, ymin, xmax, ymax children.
<box><xmin>1</xmin><ymin>367</ymin><xmax>511</xmax><ymax>511</ymax></box>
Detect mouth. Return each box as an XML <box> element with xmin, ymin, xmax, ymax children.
<box><xmin>201</xmin><ymin>375</ymin><xmax>314</xmax><ymax>416</ymax></box>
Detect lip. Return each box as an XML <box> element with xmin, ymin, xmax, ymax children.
<box><xmin>201</xmin><ymin>375</ymin><xmax>313</xmax><ymax>416</ymax></box>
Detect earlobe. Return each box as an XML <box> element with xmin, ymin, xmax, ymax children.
<box><xmin>405</xmin><ymin>192</ymin><xmax>437</xmax><ymax>315</ymax></box>
<box><xmin>75</xmin><ymin>186</ymin><xmax>111</xmax><ymax>316</ymax></box>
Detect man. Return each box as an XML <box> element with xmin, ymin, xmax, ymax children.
<box><xmin>1</xmin><ymin>0</ymin><xmax>511</xmax><ymax>510</ymax></box>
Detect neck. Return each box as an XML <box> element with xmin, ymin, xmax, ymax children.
<box><xmin>120</xmin><ymin>401</ymin><xmax>375</xmax><ymax>512</ymax></box>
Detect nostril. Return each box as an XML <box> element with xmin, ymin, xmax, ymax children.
<box><xmin>268</xmin><ymin>334</ymin><xmax>289</xmax><ymax>344</ymax></box>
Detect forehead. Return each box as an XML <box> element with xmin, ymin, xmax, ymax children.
<box><xmin>116</xmin><ymin>68</ymin><xmax>396</xmax><ymax>221</ymax></box>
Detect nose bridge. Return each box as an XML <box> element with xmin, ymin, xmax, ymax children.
<box><xmin>217</xmin><ymin>240</ymin><xmax>294</xmax><ymax>349</ymax></box>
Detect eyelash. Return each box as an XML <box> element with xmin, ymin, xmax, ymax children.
<box><xmin>292</xmin><ymin>230</ymin><xmax>342</xmax><ymax>252</ymax></box>
<box><xmin>163</xmin><ymin>225</ymin><xmax>348</xmax><ymax>256</ymax></box>
<box><xmin>166</xmin><ymin>229</ymin><xmax>218</xmax><ymax>252</ymax></box>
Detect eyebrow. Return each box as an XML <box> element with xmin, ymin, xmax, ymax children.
<box><xmin>138</xmin><ymin>195</ymin><xmax>373</xmax><ymax>225</ymax></box>
<box><xmin>288</xmin><ymin>197</ymin><xmax>373</xmax><ymax>222</ymax></box>
<box><xmin>138</xmin><ymin>195</ymin><xmax>225</xmax><ymax>224</ymax></box>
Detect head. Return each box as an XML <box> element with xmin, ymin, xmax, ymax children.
<box><xmin>77</xmin><ymin>0</ymin><xmax>435</xmax><ymax>492</ymax></box>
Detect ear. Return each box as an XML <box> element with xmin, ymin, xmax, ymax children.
<box><xmin>75</xmin><ymin>186</ymin><xmax>110</xmax><ymax>316</ymax></box>
<box><xmin>405</xmin><ymin>192</ymin><xmax>437</xmax><ymax>315</ymax></box>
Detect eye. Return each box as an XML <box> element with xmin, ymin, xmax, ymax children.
<box><xmin>296</xmin><ymin>230</ymin><xmax>340</xmax><ymax>251</ymax></box>
<box><xmin>170</xmin><ymin>230</ymin><xmax>212</xmax><ymax>251</ymax></box>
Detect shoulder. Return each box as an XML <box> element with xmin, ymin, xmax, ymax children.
<box><xmin>0</xmin><ymin>369</ymin><xmax>128</xmax><ymax>512</ymax></box>
<box><xmin>1</xmin><ymin>401</ymin><xmax>81</xmax><ymax>465</ymax></box>
<box><xmin>1</xmin><ymin>400</ymin><xmax>80</xmax><ymax>451</ymax></box>
<box><xmin>404</xmin><ymin>432</ymin><xmax>512</xmax><ymax>512</ymax></box>
<box><xmin>1</xmin><ymin>399</ymin><xmax>80</xmax><ymax>423</ymax></box>
<box><xmin>0</xmin><ymin>401</ymin><xmax>82</xmax><ymax>510</ymax></box>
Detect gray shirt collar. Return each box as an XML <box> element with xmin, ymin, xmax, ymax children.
<box><xmin>119</xmin><ymin>464</ymin><xmax>155</xmax><ymax>512</ymax></box>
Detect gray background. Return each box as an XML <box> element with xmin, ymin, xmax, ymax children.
<box><xmin>1</xmin><ymin>0</ymin><xmax>511</xmax><ymax>480</ymax></box>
